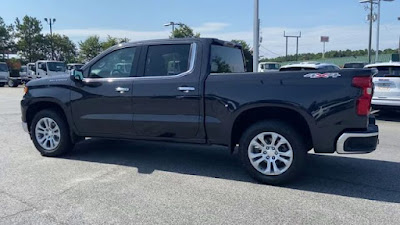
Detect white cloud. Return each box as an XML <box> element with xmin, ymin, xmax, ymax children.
<box><xmin>54</xmin><ymin>23</ymin><xmax>400</xmax><ymax>58</ymax></box>
<box><xmin>194</xmin><ymin>22</ymin><xmax>230</xmax><ymax>33</ymax></box>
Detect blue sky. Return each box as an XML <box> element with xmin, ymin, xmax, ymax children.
<box><xmin>3</xmin><ymin>0</ymin><xmax>400</xmax><ymax>57</ymax></box>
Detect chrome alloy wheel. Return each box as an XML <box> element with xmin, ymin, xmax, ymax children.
<box><xmin>35</xmin><ymin>117</ymin><xmax>61</xmax><ymax>151</ymax></box>
<box><xmin>247</xmin><ymin>132</ymin><xmax>294</xmax><ymax>176</ymax></box>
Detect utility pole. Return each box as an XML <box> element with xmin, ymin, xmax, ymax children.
<box><xmin>368</xmin><ymin>0</ymin><xmax>374</xmax><ymax>63</ymax></box>
<box><xmin>253</xmin><ymin>0</ymin><xmax>260</xmax><ymax>72</ymax></box>
<box><xmin>284</xmin><ymin>31</ymin><xmax>301</xmax><ymax>61</ymax></box>
<box><xmin>398</xmin><ymin>17</ymin><xmax>400</xmax><ymax>55</ymax></box>
<box><xmin>44</xmin><ymin>18</ymin><xmax>56</xmax><ymax>60</ymax></box>
<box><xmin>164</xmin><ymin>22</ymin><xmax>183</xmax><ymax>38</ymax></box>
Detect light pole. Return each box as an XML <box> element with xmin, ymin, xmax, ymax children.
<box><xmin>44</xmin><ymin>18</ymin><xmax>56</xmax><ymax>60</ymax></box>
<box><xmin>375</xmin><ymin>0</ymin><xmax>394</xmax><ymax>62</ymax></box>
<box><xmin>253</xmin><ymin>0</ymin><xmax>260</xmax><ymax>72</ymax></box>
<box><xmin>164</xmin><ymin>22</ymin><xmax>183</xmax><ymax>38</ymax></box>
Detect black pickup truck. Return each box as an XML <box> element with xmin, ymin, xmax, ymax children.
<box><xmin>21</xmin><ymin>38</ymin><xmax>378</xmax><ymax>184</ymax></box>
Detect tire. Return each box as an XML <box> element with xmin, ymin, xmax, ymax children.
<box><xmin>239</xmin><ymin>120</ymin><xmax>307</xmax><ymax>185</ymax></box>
<box><xmin>0</xmin><ymin>83</ymin><xmax>4</xmax><ymax>87</ymax></box>
<box><xmin>8</xmin><ymin>79</ymin><xmax>18</xmax><ymax>87</ymax></box>
<box><xmin>30</xmin><ymin>109</ymin><xmax>74</xmax><ymax>157</ymax></box>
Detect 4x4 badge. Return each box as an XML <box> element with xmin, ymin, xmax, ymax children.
<box><xmin>304</xmin><ymin>73</ymin><xmax>341</xmax><ymax>79</ymax></box>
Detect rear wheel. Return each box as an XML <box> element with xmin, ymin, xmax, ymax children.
<box><xmin>8</xmin><ymin>79</ymin><xmax>18</xmax><ymax>87</ymax></box>
<box><xmin>30</xmin><ymin>109</ymin><xmax>74</xmax><ymax>156</ymax></box>
<box><xmin>239</xmin><ymin>120</ymin><xmax>307</xmax><ymax>185</ymax></box>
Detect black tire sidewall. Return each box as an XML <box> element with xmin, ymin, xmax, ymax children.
<box><xmin>30</xmin><ymin>110</ymin><xmax>72</xmax><ymax>157</ymax></box>
<box><xmin>239</xmin><ymin>120</ymin><xmax>306</xmax><ymax>185</ymax></box>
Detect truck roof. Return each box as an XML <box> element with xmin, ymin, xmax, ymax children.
<box><xmin>117</xmin><ymin>38</ymin><xmax>243</xmax><ymax>49</ymax></box>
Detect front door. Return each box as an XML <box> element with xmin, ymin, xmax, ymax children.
<box><xmin>70</xmin><ymin>46</ymin><xmax>139</xmax><ymax>137</ymax></box>
<box><xmin>132</xmin><ymin>43</ymin><xmax>202</xmax><ymax>140</ymax></box>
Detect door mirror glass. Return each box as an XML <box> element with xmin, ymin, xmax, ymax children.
<box><xmin>72</xmin><ymin>69</ymin><xmax>84</xmax><ymax>81</ymax></box>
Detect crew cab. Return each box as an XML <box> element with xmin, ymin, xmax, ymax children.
<box><xmin>21</xmin><ymin>38</ymin><xmax>379</xmax><ymax>184</ymax></box>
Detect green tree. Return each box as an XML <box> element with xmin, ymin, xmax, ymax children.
<box><xmin>231</xmin><ymin>40</ymin><xmax>253</xmax><ymax>72</ymax></box>
<box><xmin>15</xmin><ymin>16</ymin><xmax>46</xmax><ymax>62</ymax></box>
<box><xmin>0</xmin><ymin>17</ymin><xmax>15</xmax><ymax>61</ymax></box>
<box><xmin>44</xmin><ymin>34</ymin><xmax>77</xmax><ymax>63</ymax></box>
<box><xmin>78</xmin><ymin>35</ymin><xmax>102</xmax><ymax>62</ymax></box>
<box><xmin>171</xmin><ymin>24</ymin><xmax>200</xmax><ymax>38</ymax></box>
<box><xmin>101</xmin><ymin>35</ymin><xmax>130</xmax><ymax>50</ymax></box>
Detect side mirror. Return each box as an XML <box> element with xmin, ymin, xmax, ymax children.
<box><xmin>71</xmin><ymin>69</ymin><xmax>84</xmax><ymax>81</ymax></box>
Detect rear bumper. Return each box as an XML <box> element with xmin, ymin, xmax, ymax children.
<box><xmin>336</xmin><ymin>122</ymin><xmax>379</xmax><ymax>154</ymax></box>
<box><xmin>372</xmin><ymin>98</ymin><xmax>400</xmax><ymax>107</ymax></box>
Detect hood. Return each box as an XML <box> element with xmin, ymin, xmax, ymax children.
<box><xmin>27</xmin><ymin>74</ymin><xmax>71</xmax><ymax>87</ymax></box>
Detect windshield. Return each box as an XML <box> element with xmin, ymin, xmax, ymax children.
<box><xmin>0</xmin><ymin>64</ymin><xmax>9</xmax><ymax>72</ymax></box>
<box><xmin>372</xmin><ymin>66</ymin><xmax>400</xmax><ymax>77</ymax></box>
<box><xmin>47</xmin><ymin>62</ymin><xmax>66</xmax><ymax>72</ymax></box>
<box><xmin>20</xmin><ymin>66</ymin><xmax>27</xmax><ymax>72</ymax></box>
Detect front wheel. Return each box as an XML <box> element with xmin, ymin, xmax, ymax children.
<box><xmin>30</xmin><ymin>109</ymin><xmax>74</xmax><ymax>156</ymax></box>
<box><xmin>239</xmin><ymin>120</ymin><xmax>307</xmax><ymax>185</ymax></box>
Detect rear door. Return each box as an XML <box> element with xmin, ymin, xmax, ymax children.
<box><xmin>131</xmin><ymin>42</ymin><xmax>202</xmax><ymax>140</ymax></box>
<box><xmin>372</xmin><ymin>66</ymin><xmax>400</xmax><ymax>99</ymax></box>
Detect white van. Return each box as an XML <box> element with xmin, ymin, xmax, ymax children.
<box><xmin>0</xmin><ymin>62</ymin><xmax>10</xmax><ymax>87</ymax></box>
<box><xmin>259</xmin><ymin>62</ymin><xmax>281</xmax><ymax>72</ymax></box>
<box><xmin>35</xmin><ymin>60</ymin><xmax>67</xmax><ymax>78</ymax></box>
<box><xmin>67</xmin><ymin>63</ymin><xmax>84</xmax><ymax>74</ymax></box>
<box><xmin>365</xmin><ymin>62</ymin><xmax>400</xmax><ymax>110</ymax></box>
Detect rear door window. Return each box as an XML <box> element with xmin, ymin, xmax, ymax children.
<box><xmin>144</xmin><ymin>44</ymin><xmax>191</xmax><ymax>77</ymax></box>
<box><xmin>210</xmin><ymin>45</ymin><xmax>245</xmax><ymax>73</ymax></box>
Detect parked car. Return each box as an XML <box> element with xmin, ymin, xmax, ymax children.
<box><xmin>26</xmin><ymin>63</ymin><xmax>37</xmax><ymax>80</ymax></box>
<box><xmin>21</xmin><ymin>38</ymin><xmax>378</xmax><ymax>185</ymax></box>
<box><xmin>67</xmin><ymin>63</ymin><xmax>84</xmax><ymax>74</ymax></box>
<box><xmin>258</xmin><ymin>62</ymin><xmax>281</xmax><ymax>72</ymax></box>
<box><xmin>365</xmin><ymin>61</ymin><xmax>400</xmax><ymax>110</ymax></box>
<box><xmin>279</xmin><ymin>62</ymin><xmax>340</xmax><ymax>71</ymax></box>
<box><xmin>34</xmin><ymin>60</ymin><xmax>67</xmax><ymax>78</ymax></box>
<box><xmin>0</xmin><ymin>62</ymin><xmax>10</xmax><ymax>87</ymax></box>
<box><xmin>19</xmin><ymin>66</ymin><xmax>31</xmax><ymax>83</ymax></box>
<box><xmin>344</xmin><ymin>62</ymin><xmax>367</xmax><ymax>69</ymax></box>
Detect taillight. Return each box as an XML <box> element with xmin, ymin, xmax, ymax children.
<box><xmin>352</xmin><ymin>76</ymin><xmax>372</xmax><ymax>116</ymax></box>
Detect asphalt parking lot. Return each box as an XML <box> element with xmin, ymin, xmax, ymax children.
<box><xmin>1</xmin><ymin>86</ymin><xmax>400</xmax><ymax>225</ymax></box>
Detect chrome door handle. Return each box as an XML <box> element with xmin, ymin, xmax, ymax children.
<box><xmin>178</xmin><ymin>86</ymin><xmax>195</xmax><ymax>93</ymax></box>
<box><xmin>115</xmin><ymin>87</ymin><xmax>130</xmax><ymax>93</ymax></box>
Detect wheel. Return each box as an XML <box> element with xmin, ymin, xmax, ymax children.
<box><xmin>239</xmin><ymin>120</ymin><xmax>307</xmax><ymax>185</ymax></box>
<box><xmin>0</xmin><ymin>83</ymin><xmax>4</xmax><ymax>87</ymax></box>
<box><xmin>8</xmin><ymin>79</ymin><xmax>18</xmax><ymax>87</ymax></box>
<box><xmin>30</xmin><ymin>109</ymin><xmax>74</xmax><ymax>156</ymax></box>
